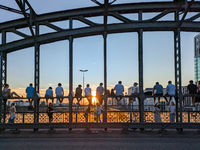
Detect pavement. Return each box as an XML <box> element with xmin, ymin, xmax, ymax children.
<box><xmin>0</xmin><ymin>137</ymin><xmax>200</xmax><ymax>150</ymax></box>
<box><xmin>0</xmin><ymin>128</ymin><xmax>200</xmax><ymax>139</ymax></box>
<box><xmin>0</xmin><ymin>129</ymin><xmax>199</xmax><ymax>150</ymax></box>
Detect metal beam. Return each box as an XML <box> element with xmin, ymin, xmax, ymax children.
<box><xmin>1</xmin><ymin>21</ymin><xmax>200</xmax><ymax>53</ymax></box>
<box><xmin>41</xmin><ymin>21</ymin><xmax>63</xmax><ymax>32</ymax></box>
<box><xmin>74</xmin><ymin>16</ymin><xmax>97</xmax><ymax>27</ymax></box>
<box><xmin>109</xmin><ymin>12</ymin><xmax>132</xmax><ymax>23</ymax></box>
<box><xmin>8</xmin><ymin>28</ymin><xmax>30</xmax><ymax>38</ymax></box>
<box><xmin>1</xmin><ymin>2</ymin><xmax>200</xmax><ymax>32</ymax></box>
<box><xmin>0</xmin><ymin>4</ymin><xmax>29</xmax><ymax>15</ymax></box>
<box><xmin>185</xmin><ymin>12</ymin><xmax>200</xmax><ymax>21</ymax></box>
<box><xmin>150</xmin><ymin>9</ymin><xmax>174</xmax><ymax>21</ymax></box>
<box><xmin>103</xmin><ymin>0</ymin><xmax>108</xmax><ymax>123</ymax></box>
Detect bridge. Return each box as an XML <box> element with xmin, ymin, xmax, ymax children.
<box><xmin>0</xmin><ymin>0</ymin><xmax>200</xmax><ymax>133</ymax></box>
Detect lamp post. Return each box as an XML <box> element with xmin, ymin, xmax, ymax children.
<box><xmin>79</xmin><ymin>70</ymin><xmax>88</xmax><ymax>93</ymax></box>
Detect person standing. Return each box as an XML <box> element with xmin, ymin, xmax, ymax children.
<box><xmin>154</xmin><ymin>103</ymin><xmax>161</xmax><ymax>123</ymax></box>
<box><xmin>75</xmin><ymin>84</ymin><xmax>82</xmax><ymax>105</ymax></box>
<box><xmin>47</xmin><ymin>103</ymin><xmax>54</xmax><ymax>123</ymax></box>
<box><xmin>164</xmin><ymin>81</ymin><xmax>176</xmax><ymax>105</ymax></box>
<box><xmin>55</xmin><ymin>83</ymin><xmax>64</xmax><ymax>104</ymax></box>
<box><xmin>183</xmin><ymin>80</ymin><xmax>197</xmax><ymax>106</ymax></box>
<box><xmin>45</xmin><ymin>87</ymin><xmax>54</xmax><ymax>105</ymax></box>
<box><xmin>25</xmin><ymin>83</ymin><xmax>34</xmax><ymax>106</ymax></box>
<box><xmin>152</xmin><ymin>82</ymin><xmax>163</xmax><ymax>104</ymax></box>
<box><xmin>169</xmin><ymin>102</ymin><xmax>176</xmax><ymax>123</ymax></box>
<box><xmin>96</xmin><ymin>83</ymin><xmax>104</xmax><ymax>105</ymax></box>
<box><xmin>85</xmin><ymin>84</ymin><xmax>92</xmax><ymax>106</ymax></box>
<box><xmin>114</xmin><ymin>81</ymin><xmax>124</xmax><ymax>102</ymax></box>
<box><xmin>96</xmin><ymin>103</ymin><xmax>101</xmax><ymax>123</ymax></box>
<box><xmin>8</xmin><ymin>103</ymin><xmax>16</xmax><ymax>123</ymax></box>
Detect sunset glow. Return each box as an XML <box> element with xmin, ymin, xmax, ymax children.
<box><xmin>91</xmin><ymin>91</ymin><xmax>97</xmax><ymax>103</ymax></box>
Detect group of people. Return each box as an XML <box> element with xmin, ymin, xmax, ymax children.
<box><xmin>153</xmin><ymin>80</ymin><xmax>200</xmax><ymax>107</ymax></box>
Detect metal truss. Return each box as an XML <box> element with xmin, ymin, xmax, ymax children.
<box><xmin>0</xmin><ymin>2</ymin><xmax>200</xmax><ymax>53</ymax></box>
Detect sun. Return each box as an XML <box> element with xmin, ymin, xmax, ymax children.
<box><xmin>91</xmin><ymin>91</ymin><xmax>97</xmax><ymax>103</ymax></box>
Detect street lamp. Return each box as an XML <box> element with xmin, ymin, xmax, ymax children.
<box><xmin>79</xmin><ymin>70</ymin><xmax>88</xmax><ymax>93</ymax></box>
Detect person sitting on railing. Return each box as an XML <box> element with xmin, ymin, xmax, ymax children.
<box><xmin>55</xmin><ymin>83</ymin><xmax>64</xmax><ymax>105</ymax></box>
<box><xmin>47</xmin><ymin>103</ymin><xmax>54</xmax><ymax>123</ymax></box>
<box><xmin>75</xmin><ymin>84</ymin><xmax>82</xmax><ymax>105</ymax></box>
<box><xmin>96</xmin><ymin>83</ymin><xmax>104</xmax><ymax>105</ymax></box>
<box><xmin>128</xmin><ymin>82</ymin><xmax>139</xmax><ymax>108</ymax></box>
<box><xmin>114</xmin><ymin>81</ymin><xmax>124</xmax><ymax>102</ymax></box>
<box><xmin>164</xmin><ymin>81</ymin><xmax>176</xmax><ymax>105</ymax></box>
<box><xmin>3</xmin><ymin>84</ymin><xmax>21</xmax><ymax>99</ymax></box>
<box><xmin>183</xmin><ymin>80</ymin><xmax>197</xmax><ymax>107</ymax></box>
<box><xmin>152</xmin><ymin>82</ymin><xmax>163</xmax><ymax>104</ymax></box>
<box><xmin>26</xmin><ymin>83</ymin><xmax>34</xmax><ymax>106</ymax></box>
<box><xmin>45</xmin><ymin>87</ymin><xmax>54</xmax><ymax>105</ymax></box>
<box><xmin>85</xmin><ymin>84</ymin><xmax>92</xmax><ymax>106</ymax></box>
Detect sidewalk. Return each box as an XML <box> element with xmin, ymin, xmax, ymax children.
<box><xmin>0</xmin><ymin>128</ymin><xmax>200</xmax><ymax>139</ymax></box>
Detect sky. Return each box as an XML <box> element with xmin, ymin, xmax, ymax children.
<box><xmin>0</xmin><ymin>0</ymin><xmax>200</xmax><ymax>97</ymax></box>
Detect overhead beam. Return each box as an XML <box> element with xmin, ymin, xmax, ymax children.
<box><xmin>41</xmin><ymin>21</ymin><xmax>63</xmax><ymax>31</ymax></box>
<box><xmin>1</xmin><ymin>2</ymin><xmax>200</xmax><ymax>32</ymax></box>
<box><xmin>109</xmin><ymin>12</ymin><xmax>132</xmax><ymax>23</ymax></box>
<box><xmin>1</xmin><ymin>21</ymin><xmax>200</xmax><ymax>53</ymax></box>
<box><xmin>150</xmin><ymin>9</ymin><xmax>174</xmax><ymax>21</ymax></box>
<box><xmin>8</xmin><ymin>28</ymin><xmax>31</xmax><ymax>38</ymax></box>
<box><xmin>0</xmin><ymin>4</ymin><xmax>29</xmax><ymax>16</ymax></box>
<box><xmin>73</xmin><ymin>16</ymin><xmax>97</xmax><ymax>27</ymax></box>
<box><xmin>185</xmin><ymin>13</ymin><xmax>200</xmax><ymax>21</ymax></box>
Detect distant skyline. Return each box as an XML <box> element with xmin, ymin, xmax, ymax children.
<box><xmin>0</xmin><ymin>0</ymin><xmax>200</xmax><ymax>97</ymax></box>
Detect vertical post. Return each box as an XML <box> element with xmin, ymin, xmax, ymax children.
<box><xmin>1</xmin><ymin>31</ymin><xmax>7</xmax><ymax>123</ymax></box>
<box><xmin>103</xmin><ymin>0</ymin><xmax>108</xmax><ymax>123</ymax></box>
<box><xmin>34</xmin><ymin>23</ymin><xmax>40</xmax><ymax>123</ymax></box>
<box><xmin>138</xmin><ymin>11</ymin><xmax>145</xmax><ymax>122</ymax></box>
<box><xmin>174</xmin><ymin>11</ymin><xmax>183</xmax><ymax>123</ymax></box>
<box><xmin>69</xmin><ymin>18</ymin><xmax>73</xmax><ymax>124</ymax></box>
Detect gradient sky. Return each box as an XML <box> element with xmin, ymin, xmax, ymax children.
<box><xmin>0</xmin><ymin>0</ymin><xmax>200</xmax><ymax>97</ymax></box>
